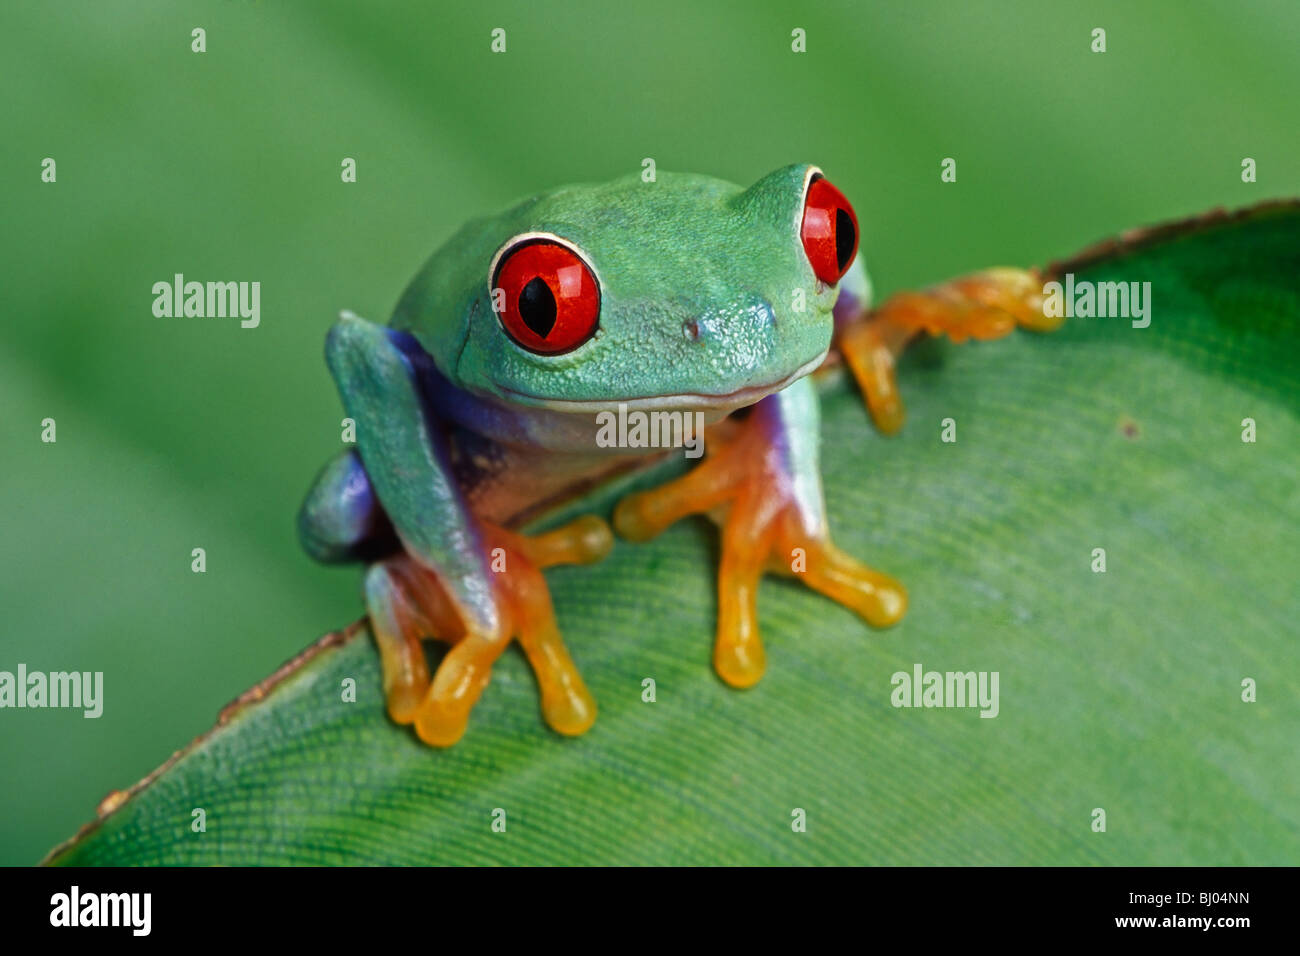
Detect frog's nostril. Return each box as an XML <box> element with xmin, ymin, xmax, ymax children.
<box><xmin>683</xmin><ymin>318</ymin><xmax>701</xmax><ymax>342</ymax></box>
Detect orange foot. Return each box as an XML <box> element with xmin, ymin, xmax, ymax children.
<box><xmin>364</xmin><ymin>515</ymin><xmax>612</xmax><ymax>746</ymax></box>
<box><xmin>840</xmin><ymin>267</ymin><xmax>1061</xmax><ymax>433</ymax></box>
<box><xmin>613</xmin><ymin>380</ymin><xmax>906</xmax><ymax>688</ymax></box>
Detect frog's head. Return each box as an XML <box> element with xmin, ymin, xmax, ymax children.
<box><xmin>395</xmin><ymin>163</ymin><xmax>861</xmax><ymax>416</ymax></box>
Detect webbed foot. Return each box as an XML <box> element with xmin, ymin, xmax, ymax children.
<box><xmin>365</xmin><ymin>515</ymin><xmax>612</xmax><ymax>746</ymax></box>
<box><xmin>613</xmin><ymin>379</ymin><xmax>906</xmax><ymax>688</ymax></box>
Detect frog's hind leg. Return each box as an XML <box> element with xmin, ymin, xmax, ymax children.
<box><xmin>837</xmin><ymin>262</ymin><xmax>1059</xmax><ymax>434</ymax></box>
<box><xmin>364</xmin><ymin>559</ymin><xmax>441</xmax><ymax>724</ymax></box>
<box><xmin>614</xmin><ymin>376</ymin><xmax>906</xmax><ymax>689</ymax></box>
<box><xmin>298</xmin><ymin>449</ymin><xmax>396</xmax><ymax>563</ymax></box>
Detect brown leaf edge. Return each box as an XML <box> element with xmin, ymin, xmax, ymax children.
<box><xmin>40</xmin><ymin>196</ymin><xmax>1299</xmax><ymax>866</ymax></box>
<box><xmin>1042</xmin><ymin>197</ymin><xmax>1299</xmax><ymax>278</ymax></box>
<box><xmin>40</xmin><ymin>623</ymin><xmax>365</xmax><ymax>865</ymax></box>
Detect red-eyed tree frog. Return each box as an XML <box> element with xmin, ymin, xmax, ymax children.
<box><xmin>298</xmin><ymin>164</ymin><xmax>1056</xmax><ymax>746</ymax></box>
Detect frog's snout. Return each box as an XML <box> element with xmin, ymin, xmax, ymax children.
<box><xmin>677</xmin><ymin>296</ymin><xmax>780</xmax><ymax>347</ymax></box>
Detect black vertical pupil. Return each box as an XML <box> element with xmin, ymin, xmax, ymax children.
<box><xmin>834</xmin><ymin>207</ymin><xmax>855</xmax><ymax>273</ymax></box>
<box><xmin>519</xmin><ymin>276</ymin><xmax>557</xmax><ymax>338</ymax></box>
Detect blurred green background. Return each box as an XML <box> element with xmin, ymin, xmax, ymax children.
<box><xmin>1</xmin><ymin>0</ymin><xmax>1296</xmax><ymax>865</ymax></box>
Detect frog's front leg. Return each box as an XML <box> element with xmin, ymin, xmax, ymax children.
<box><xmin>326</xmin><ymin>313</ymin><xmax>610</xmax><ymax>745</ymax></box>
<box><xmin>363</xmin><ymin>516</ymin><xmax>610</xmax><ymax>742</ymax></box>
<box><xmin>613</xmin><ymin>376</ymin><xmax>906</xmax><ymax>688</ymax></box>
<box><xmin>835</xmin><ymin>259</ymin><xmax>1061</xmax><ymax>433</ymax></box>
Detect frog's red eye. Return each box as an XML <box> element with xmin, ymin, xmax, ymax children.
<box><xmin>493</xmin><ymin>239</ymin><xmax>600</xmax><ymax>354</ymax></box>
<box><xmin>800</xmin><ymin>176</ymin><xmax>859</xmax><ymax>284</ymax></box>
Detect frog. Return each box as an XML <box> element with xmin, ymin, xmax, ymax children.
<box><xmin>297</xmin><ymin>163</ymin><xmax>1057</xmax><ymax>747</ymax></box>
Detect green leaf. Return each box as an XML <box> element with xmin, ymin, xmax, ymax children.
<box><xmin>46</xmin><ymin>204</ymin><xmax>1300</xmax><ymax>865</ymax></box>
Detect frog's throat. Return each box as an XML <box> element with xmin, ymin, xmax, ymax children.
<box><xmin>494</xmin><ymin>349</ymin><xmax>829</xmax><ymax>414</ymax></box>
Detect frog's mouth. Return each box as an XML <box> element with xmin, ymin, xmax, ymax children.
<box><xmin>497</xmin><ymin>349</ymin><xmax>828</xmax><ymax>414</ymax></box>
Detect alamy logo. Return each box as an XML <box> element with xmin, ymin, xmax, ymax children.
<box><xmin>50</xmin><ymin>886</ymin><xmax>151</xmax><ymax>936</ymax></box>
<box><xmin>891</xmin><ymin>663</ymin><xmax>999</xmax><ymax>718</ymax></box>
<box><xmin>1042</xmin><ymin>273</ymin><xmax>1151</xmax><ymax>328</ymax></box>
<box><xmin>595</xmin><ymin>404</ymin><xmax>706</xmax><ymax>459</ymax></box>
<box><xmin>151</xmin><ymin>273</ymin><xmax>261</xmax><ymax>328</ymax></box>
<box><xmin>0</xmin><ymin>664</ymin><xmax>102</xmax><ymax>718</ymax></box>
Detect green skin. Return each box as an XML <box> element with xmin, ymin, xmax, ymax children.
<box><xmin>299</xmin><ymin>163</ymin><xmax>871</xmax><ymax>641</ymax></box>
